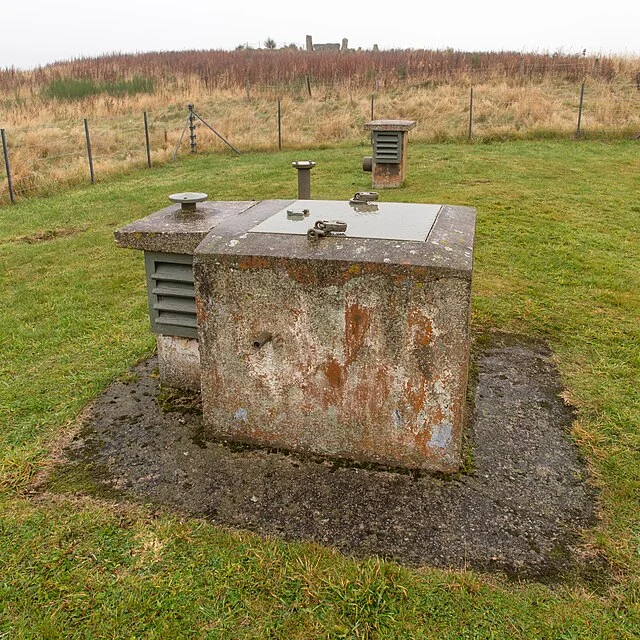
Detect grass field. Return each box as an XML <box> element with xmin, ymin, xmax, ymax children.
<box><xmin>1</xmin><ymin>140</ymin><xmax>639</xmax><ymax>638</ymax></box>
<box><xmin>1</xmin><ymin>49</ymin><xmax>639</xmax><ymax>203</ymax></box>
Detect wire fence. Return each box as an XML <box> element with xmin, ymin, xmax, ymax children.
<box><xmin>1</xmin><ymin>78</ymin><xmax>639</xmax><ymax>205</ymax></box>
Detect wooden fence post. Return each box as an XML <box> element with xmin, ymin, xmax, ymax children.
<box><xmin>277</xmin><ymin>97</ymin><xmax>282</xmax><ymax>150</ymax></box>
<box><xmin>1</xmin><ymin>128</ymin><xmax>15</xmax><ymax>204</ymax></box>
<box><xmin>143</xmin><ymin>112</ymin><xmax>152</xmax><ymax>168</ymax></box>
<box><xmin>84</xmin><ymin>118</ymin><xmax>95</xmax><ymax>184</ymax></box>
<box><xmin>576</xmin><ymin>81</ymin><xmax>585</xmax><ymax>138</ymax></box>
<box><xmin>468</xmin><ymin>87</ymin><xmax>474</xmax><ymax>140</ymax></box>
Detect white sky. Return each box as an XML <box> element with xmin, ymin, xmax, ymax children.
<box><xmin>1</xmin><ymin>0</ymin><xmax>638</xmax><ymax>69</ymax></box>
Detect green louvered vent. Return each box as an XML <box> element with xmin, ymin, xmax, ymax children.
<box><xmin>373</xmin><ymin>131</ymin><xmax>402</xmax><ymax>163</ymax></box>
<box><xmin>144</xmin><ymin>252</ymin><xmax>198</xmax><ymax>339</ymax></box>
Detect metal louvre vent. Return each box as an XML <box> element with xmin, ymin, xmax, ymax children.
<box><xmin>144</xmin><ymin>252</ymin><xmax>198</xmax><ymax>339</ymax></box>
<box><xmin>373</xmin><ymin>131</ymin><xmax>402</xmax><ymax>163</ymax></box>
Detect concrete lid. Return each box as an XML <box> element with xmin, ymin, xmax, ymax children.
<box><xmin>194</xmin><ymin>199</ymin><xmax>475</xmax><ymax>279</ymax></box>
<box><xmin>364</xmin><ymin>120</ymin><xmax>417</xmax><ymax>131</ymax></box>
<box><xmin>114</xmin><ymin>200</ymin><xmax>257</xmax><ymax>254</ymax></box>
<box><xmin>249</xmin><ymin>199</ymin><xmax>442</xmax><ymax>242</ymax></box>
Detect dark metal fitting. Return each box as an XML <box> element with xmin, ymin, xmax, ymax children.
<box><xmin>307</xmin><ymin>220</ymin><xmax>347</xmax><ymax>241</ymax></box>
<box><xmin>349</xmin><ymin>191</ymin><xmax>378</xmax><ymax>204</ymax></box>
<box><xmin>362</xmin><ymin>156</ymin><xmax>373</xmax><ymax>172</ymax></box>
<box><xmin>287</xmin><ymin>208</ymin><xmax>310</xmax><ymax>219</ymax></box>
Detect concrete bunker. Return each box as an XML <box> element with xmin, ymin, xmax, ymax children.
<box><xmin>115</xmin><ymin>179</ymin><xmax>475</xmax><ymax>473</ymax></box>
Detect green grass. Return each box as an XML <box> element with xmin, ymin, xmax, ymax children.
<box><xmin>44</xmin><ymin>76</ymin><xmax>155</xmax><ymax>100</ymax></box>
<box><xmin>1</xmin><ymin>140</ymin><xmax>639</xmax><ymax>638</ymax></box>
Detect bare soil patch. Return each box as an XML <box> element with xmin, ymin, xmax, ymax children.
<box><xmin>44</xmin><ymin>332</ymin><xmax>598</xmax><ymax>581</ymax></box>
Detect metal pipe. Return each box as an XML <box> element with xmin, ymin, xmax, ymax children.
<box><xmin>252</xmin><ymin>332</ymin><xmax>273</xmax><ymax>349</ymax></box>
<box><xmin>291</xmin><ymin>161</ymin><xmax>315</xmax><ymax>199</ymax></box>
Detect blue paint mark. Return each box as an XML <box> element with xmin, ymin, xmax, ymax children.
<box><xmin>429</xmin><ymin>423</ymin><xmax>452</xmax><ymax>449</ymax></box>
<box><xmin>234</xmin><ymin>408</ymin><xmax>248</xmax><ymax>422</ymax></box>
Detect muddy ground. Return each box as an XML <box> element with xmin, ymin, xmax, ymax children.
<box><xmin>47</xmin><ymin>333</ymin><xmax>598</xmax><ymax>581</ymax></box>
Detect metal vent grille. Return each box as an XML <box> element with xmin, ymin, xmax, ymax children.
<box><xmin>373</xmin><ymin>131</ymin><xmax>402</xmax><ymax>163</ymax></box>
<box><xmin>144</xmin><ymin>252</ymin><xmax>198</xmax><ymax>339</ymax></box>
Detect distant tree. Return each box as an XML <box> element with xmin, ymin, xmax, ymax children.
<box><xmin>263</xmin><ymin>37</ymin><xmax>277</xmax><ymax>50</ymax></box>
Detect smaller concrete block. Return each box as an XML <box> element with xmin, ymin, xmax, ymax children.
<box><xmin>373</xmin><ymin>163</ymin><xmax>404</xmax><ymax>188</ymax></box>
<box><xmin>365</xmin><ymin>120</ymin><xmax>417</xmax><ymax>132</ymax></box>
<box><xmin>157</xmin><ymin>335</ymin><xmax>201</xmax><ymax>390</ymax></box>
<box><xmin>114</xmin><ymin>201</ymin><xmax>257</xmax><ymax>254</ymax></box>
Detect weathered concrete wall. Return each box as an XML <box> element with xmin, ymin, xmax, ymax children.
<box><xmin>195</xmin><ymin>252</ymin><xmax>472</xmax><ymax>472</ymax></box>
<box><xmin>157</xmin><ymin>335</ymin><xmax>201</xmax><ymax>391</ymax></box>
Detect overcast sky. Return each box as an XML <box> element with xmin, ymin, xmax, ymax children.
<box><xmin>2</xmin><ymin>0</ymin><xmax>638</xmax><ymax>69</ymax></box>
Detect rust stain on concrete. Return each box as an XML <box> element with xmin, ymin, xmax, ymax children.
<box><xmin>325</xmin><ymin>356</ymin><xmax>343</xmax><ymax>389</ymax></box>
<box><xmin>345</xmin><ymin>304</ymin><xmax>371</xmax><ymax>365</ymax></box>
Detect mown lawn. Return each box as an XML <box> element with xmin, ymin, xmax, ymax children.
<box><xmin>1</xmin><ymin>140</ymin><xmax>639</xmax><ymax>638</ymax></box>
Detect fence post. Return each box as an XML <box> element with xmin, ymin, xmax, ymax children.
<box><xmin>306</xmin><ymin>75</ymin><xmax>312</xmax><ymax>98</ymax></box>
<box><xmin>188</xmin><ymin>104</ymin><xmax>197</xmax><ymax>153</ymax></box>
<box><xmin>277</xmin><ymin>97</ymin><xmax>282</xmax><ymax>150</ymax></box>
<box><xmin>371</xmin><ymin>94</ymin><xmax>374</xmax><ymax>120</ymax></box>
<box><xmin>1</xmin><ymin>128</ymin><xmax>15</xmax><ymax>204</ymax></box>
<box><xmin>519</xmin><ymin>57</ymin><xmax>525</xmax><ymax>81</ymax></box>
<box><xmin>143</xmin><ymin>112</ymin><xmax>152</xmax><ymax>168</ymax></box>
<box><xmin>576</xmin><ymin>81</ymin><xmax>585</xmax><ymax>138</ymax></box>
<box><xmin>245</xmin><ymin>79</ymin><xmax>251</xmax><ymax>101</ymax></box>
<box><xmin>468</xmin><ymin>87</ymin><xmax>474</xmax><ymax>140</ymax></box>
<box><xmin>84</xmin><ymin>118</ymin><xmax>95</xmax><ymax>185</ymax></box>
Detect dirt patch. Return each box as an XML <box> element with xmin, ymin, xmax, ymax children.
<box><xmin>44</xmin><ymin>333</ymin><xmax>598</xmax><ymax>581</ymax></box>
<box><xmin>7</xmin><ymin>227</ymin><xmax>86</xmax><ymax>245</ymax></box>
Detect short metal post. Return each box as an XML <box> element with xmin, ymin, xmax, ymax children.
<box><xmin>306</xmin><ymin>75</ymin><xmax>312</xmax><ymax>98</ymax></box>
<box><xmin>143</xmin><ymin>111</ymin><xmax>152</xmax><ymax>168</ymax></box>
<box><xmin>1</xmin><ymin>128</ymin><xmax>15</xmax><ymax>204</ymax></box>
<box><xmin>468</xmin><ymin>87</ymin><xmax>474</xmax><ymax>140</ymax></box>
<box><xmin>277</xmin><ymin>97</ymin><xmax>282</xmax><ymax>151</ymax></box>
<box><xmin>188</xmin><ymin>104</ymin><xmax>197</xmax><ymax>153</ymax></box>
<box><xmin>292</xmin><ymin>161</ymin><xmax>315</xmax><ymax>199</ymax></box>
<box><xmin>576</xmin><ymin>81</ymin><xmax>585</xmax><ymax>138</ymax></box>
<box><xmin>84</xmin><ymin>118</ymin><xmax>95</xmax><ymax>184</ymax></box>
<box><xmin>371</xmin><ymin>94</ymin><xmax>374</xmax><ymax>120</ymax></box>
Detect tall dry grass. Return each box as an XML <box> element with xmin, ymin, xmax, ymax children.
<box><xmin>1</xmin><ymin>49</ymin><xmax>639</xmax><ymax>203</ymax></box>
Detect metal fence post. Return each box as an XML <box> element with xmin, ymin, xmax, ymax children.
<box><xmin>188</xmin><ymin>104</ymin><xmax>197</xmax><ymax>153</ymax></box>
<box><xmin>277</xmin><ymin>97</ymin><xmax>282</xmax><ymax>150</ymax></box>
<box><xmin>143</xmin><ymin>112</ymin><xmax>152</xmax><ymax>168</ymax></box>
<box><xmin>306</xmin><ymin>75</ymin><xmax>312</xmax><ymax>98</ymax></box>
<box><xmin>371</xmin><ymin>94</ymin><xmax>374</xmax><ymax>120</ymax></box>
<box><xmin>576</xmin><ymin>81</ymin><xmax>585</xmax><ymax>138</ymax></box>
<box><xmin>468</xmin><ymin>87</ymin><xmax>474</xmax><ymax>140</ymax></box>
<box><xmin>84</xmin><ymin>118</ymin><xmax>95</xmax><ymax>184</ymax></box>
<box><xmin>1</xmin><ymin>128</ymin><xmax>15</xmax><ymax>204</ymax></box>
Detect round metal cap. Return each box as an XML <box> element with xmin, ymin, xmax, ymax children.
<box><xmin>169</xmin><ymin>192</ymin><xmax>208</xmax><ymax>204</ymax></box>
<box><xmin>291</xmin><ymin>161</ymin><xmax>316</xmax><ymax>169</ymax></box>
